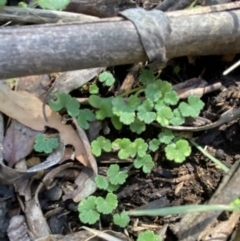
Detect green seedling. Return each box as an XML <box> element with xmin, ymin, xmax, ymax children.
<box><xmin>112</xmin><ymin>138</ymin><xmax>148</xmax><ymax>159</ymax></box>
<box><xmin>33</xmin><ymin>0</ymin><xmax>70</xmax><ymax>10</ymax></box>
<box><xmin>91</xmin><ymin>136</ymin><xmax>111</xmax><ymax>157</ymax></box>
<box><xmin>137</xmin><ymin>99</ymin><xmax>156</xmax><ymax>124</ymax></box>
<box><xmin>89</xmin><ymin>95</ymin><xmax>113</xmax><ymax>120</ymax></box>
<box><xmin>89</xmin><ymin>84</ymin><xmax>99</xmax><ymax>94</ymax></box>
<box><xmin>134</xmin><ymin>154</ymin><xmax>154</xmax><ymax>173</ymax></box>
<box><xmin>107</xmin><ymin>164</ymin><xmax>128</xmax><ymax>185</ymax></box>
<box><xmin>179</xmin><ymin>95</ymin><xmax>204</xmax><ymax>118</ymax></box>
<box><xmin>49</xmin><ymin>92</ymin><xmax>95</xmax><ymax>129</ymax></box>
<box><xmin>78</xmin><ymin>196</ymin><xmax>100</xmax><ymax>225</ymax></box>
<box><xmin>113</xmin><ymin>211</ymin><xmax>130</xmax><ymax>228</ymax></box>
<box><xmin>112</xmin><ymin>95</ymin><xmax>140</xmax><ymax>125</ymax></box>
<box><xmin>95</xmin><ymin>164</ymin><xmax>128</xmax><ymax>192</ymax></box>
<box><xmin>165</xmin><ymin>139</ymin><xmax>191</xmax><ymax>163</ymax></box>
<box><xmin>18</xmin><ymin>0</ymin><xmax>70</xmax><ymax>10</ymax></box>
<box><xmin>34</xmin><ymin>134</ymin><xmax>59</xmax><ymax>154</ymax></box>
<box><xmin>78</xmin><ymin>164</ymin><xmax>129</xmax><ymax>226</ymax></box>
<box><xmin>137</xmin><ymin>230</ymin><xmax>162</xmax><ymax>241</ymax></box>
<box><xmin>0</xmin><ymin>0</ymin><xmax>7</xmax><ymax>5</ymax></box>
<box><xmin>99</xmin><ymin>72</ymin><xmax>115</xmax><ymax>87</ymax></box>
<box><xmin>46</xmin><ymin>69</ymin><xmax>230</xmax><ymax>233</ymax></box>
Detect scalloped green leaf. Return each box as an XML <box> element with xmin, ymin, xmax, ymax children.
<box><xmin>36</xmin><ymin>0</ymin><xmax>70</xmax><ymax>10</ymax></box>
<box><xmin>96</xmin><ymin>193</ymin><xmax>118</xmax><ymax>214</ymax></box>
<box><xmin>165</xmin><ymin>139</ymin><xmax>191</xmax><ymax>163</ymax></box>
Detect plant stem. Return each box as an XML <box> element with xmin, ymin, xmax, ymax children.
<box><xmin>134</xmin><ymin>89</ymin><xmax>145</xmax><ymax>97</ymax></box>
<box><xmin>189</xmin><ymin>139</ymin><xmax>229</xmax><ymax>173</ymax></box>
<box><xmin>119</xmin><ymin>86</ymin><xmax>145</xmax><ymax>97</ymax></box>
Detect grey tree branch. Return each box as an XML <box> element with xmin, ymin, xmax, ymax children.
<box><xmin>0</xmin><ymin>7</ymin><xmax>240</xmax><ymax>79</ymax></box>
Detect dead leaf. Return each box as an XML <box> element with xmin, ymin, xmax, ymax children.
<box><xmin>63</xmin><ymin>167</ymin><xmax>96</xmax><ymax>202</ymax></box>
<box><xmin>3</xmin><ymin>75</ymin><xmax>50</xmax><ymax>167</ymax></box>
<box><xmin>17</xmin><ymin>75</ymin><xmax>51</xmax><ymax>98</ymax></box>
<box><xmin>0</xmin><ymin>141</ymin><xmax>65</xmax><ymax>185</ymax></box>
<box><xmin>0</xmin><ymin>81</ymin><xmax>94</xmax><ymax>171</ymax></box>
<box><xmin>3</xmin><ymin>121</ymin><xmax>39</xmax><ymax>167</ymax></box>
<box><xmin>52</xmin><ymin>68</ymin><xmax>105</xmax><ymax>94</ymax></box>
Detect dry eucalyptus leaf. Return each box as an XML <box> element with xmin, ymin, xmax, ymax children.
<box><xmin>17</xmin><ymin>75</ymin><xmax>51</xmax><ymax>98</ymax></box>
<box><xmin>52</xmin><ymin>68</ymin><xmax>105</xmax><ymax>94</ymax></box>
<box><xmin>3</xmin><ymin>121</ymin><xmax>39</xmax><ymax>167</ymax></box>
<box><xmin>3</xmin><ymin>75</ymin><xmax>50</xmax><ymax>167</ymax></box>
<box><xmin>0</xmin><ymin>81</ymin><xmax>96</xmax><ymax>172</ymax></box>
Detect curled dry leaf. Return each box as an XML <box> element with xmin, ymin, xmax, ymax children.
<box><xmin>0</xmin><ymin>81</ymin><xmax>96</xmax><ymax>172</ymax></box>
<box><xmin>3</xmin><ymin>121</ymin><xmax>39</xmax><ymax>167</ymax></box>
<box><xmin>0</xmin><ymin>138</ymin><xmax>65</xmax><ymax>185</ymax></box>
<box><xmin>3</xmin><ymin>75</ymin><xmax>50</xmax><ymax>167</ymax></box>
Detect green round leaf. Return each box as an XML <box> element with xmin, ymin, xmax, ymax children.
<box><xmin>78</xmin><ymin>196</ymin><xmax>100</xmax><ymax>225</ymax></box>
<box><xmin>107</xmin><ymin>164</ymin><xmax>128</xmax><ymax>185</ymax></box>
<box><xmin>137</xmin><ymin>230</ymin><xmax>162</xmax><ymax>241</ymax></box>
<box><xmin>165</xmin><ymin>139</ymin><xmax>191</xmax><ymax>163</ymax></box>
<box><xmin>134</xmin><ymin>154</ymin><xmax>154</xmax><ymax>173</ymax></box>
<box><xmin>36</xmin><ymin>0</ymin><xmax>70</xmax><ymax>10</ymax></box>
<box><xmin>99</xmin><ymin>72</ymin><xmax>115</xmax><ymax>86</ymax></box>
<box><xmin>113</xmin><ymin>211</ymin><xmax>130</xmax><ymax>228</ymax></box>
<box><xmin>96</xmin><ymin>193</ymin><xmax>118</xmax><ymax>214</ymax></box>
<box><xmin>139</xmin><ymin>69</ymin><xmax>155</xmax><ymax>85</ymax></box>
<box><xmin>95</xmin><ymin>175</ymin><xmax>109</xmax><ymax>190</ymax></box>
<box><xmin>0</xmin><ymin>0</ymin><xmax>7</xmax><ymax>5</ymax></box>
<box><xmin>89</xmin><ymin>84</ymin><xmax>99</xmax><ymax>94</ymax></box>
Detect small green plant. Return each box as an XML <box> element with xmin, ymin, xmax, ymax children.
<box><xmin>87</xmin><ymin>69</ymin><xmax>205</xmax><ymax>163</ymax></box>
<box><xmin>137</xmin><ymin>230</ymin><xmax>162</xmax><ymax>241</ymax></box>
<box><xmin>98</xmin><ymin>72</ymin><xmax>115</xmax><ymax>87</ymax></box>
<box><xmin>34</xmin><ymin>0</ymin><xmax>69</xmax><ymax>10</ymax></box>
<box><xmin>78</xmin><ymin>164</ymin><xmax>130</xmax><ymax>227</ymax></box>
<box><xmin>48</xmin><ymin>69</ymin><xmax>206</xmax><ymax>231</ymax></box>
<box><xmin>113</xmin><ymin>211</ymin><xmax>130</xmax><ymax>228</ymax></box>
<box><xmin>49</xmin><ymin>92</ymin><xmax>96</xmax><ymax>130</ymax></box>
<box><xmin>34</xmin><ymin>133</ymin><xmax>59</xmax><ymax>153</ymax></box>
<box><xmin>89</xmin><ymin>84</ymin><xmax>99</xmax><ymax>94</ymax></box>
<box><xmin>91</xmin><ymin>136</ymin><xmax>112</xmax><ymax>157</ymax></box>
<box><xmin>0</xmin><ymin>0</ymin><xmax>7</xmax><ymax>6</ymax></box>
<box><xmin>18</xmin><ymin>0</ymin><xmax>69</xmax><ymax>10</ymax></box>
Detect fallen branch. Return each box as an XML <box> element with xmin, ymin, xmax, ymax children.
<box><xmin>1</xmin><ymin>4</ymin><xmax>240</xmax><ymax>78</ymax></box>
